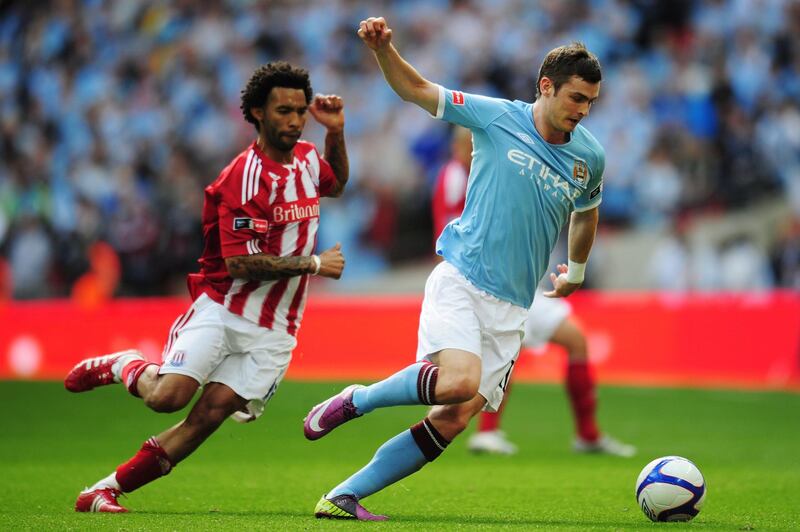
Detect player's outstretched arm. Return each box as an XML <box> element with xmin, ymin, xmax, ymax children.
<box><xmin>309</xmin><ymin>94</ymin><xmax>349</xmax><ymax>197</ymax></box>
<box><xmin>225</xmin><ymin>243</ymin><xmax>345</xmax><ymax>280</ymax></box>
<box><xmin>544</xmin><ymin>207</ymin><xmax>599</xmax><ymax>298</ymax></box>
<box><xmin>358</xmin><ymin>16</ymin><xmax>439</xmax><ymax>116</ymax></box>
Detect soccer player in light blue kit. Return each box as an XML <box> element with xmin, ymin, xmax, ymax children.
<box><xmin>305</xmin><ymin>16</ymin><xmax>605</xmax><ymax>520</ymax></box>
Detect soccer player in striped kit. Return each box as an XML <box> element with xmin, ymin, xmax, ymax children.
<box><xmin>64</xmin><ymin>62</ymin><xmax>349</xmax><ymax>513</ymax></box>
<box><xmin>304</xmin><ymin>17</ymin><xmax>609</xmax><ymax>521</ymax></box>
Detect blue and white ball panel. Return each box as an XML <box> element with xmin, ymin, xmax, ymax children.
<box><xmin>636</xmin><ymin>456</ymin><xmax>706</xmax><ymax>522</ymax></box>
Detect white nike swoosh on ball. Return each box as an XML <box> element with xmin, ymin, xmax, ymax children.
<box><xmin>308</xmin><ymin>398</ymin><xmax>335</xmax><ymax>432</ymax></box>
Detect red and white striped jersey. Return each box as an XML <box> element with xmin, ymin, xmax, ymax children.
<box><xmin>187</xmin><ymin>140</ymin><xmax>337</xmax><ymax>336</ymax></box>
<box><xmin>432</xmin><ymin>159</ymin><xmax>468</xmax><ymax>239</ymax></box>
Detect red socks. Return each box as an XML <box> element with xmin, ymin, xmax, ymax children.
<box><xmin>121</xmin><ymin>360</ymin><xmax>159</xmax><ymax>397</ymax></box>
<box><xmin>478</xmin><ymin>411</ymin><xmax>500</xmax><ymax>432</ymax></box>
<box><xmin>116</xmin><ymin>437</ymin><xmax>174</xmax><ymax>493</ymax></box>
<box><xmin>566</xmin><ymin>360</ymin><xmax>599</xmax><ymax>442</ymax></box>
<box><xmin>473</xmin><ymin>363</ymin><xmax>599</xmax><ymax>443</ymax></box>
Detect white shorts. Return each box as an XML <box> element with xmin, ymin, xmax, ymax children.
<box><xmin>159</xmin><ymin>293</ymin><xmax>296</xmax><ymax>421</ymax></box>
<box><xmin>416</xmin><ymin>261</ymin><xmax>528</xmax><ymax>412</ymax></box>
<box><xmin>523</xmin><ymin>289</ymin><xmax>572</xmax><ymax>349</ymax></box>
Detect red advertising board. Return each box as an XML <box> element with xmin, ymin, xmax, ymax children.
<box><xmin>1</xmin><ymin>292</ymin><xmax>798</xmax><ymax>390</ymax></box>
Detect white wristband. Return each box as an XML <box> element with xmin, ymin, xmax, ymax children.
<box><xmin>311</xmin><ymin>255</ymin><xmax>321</xmax><ymax>275</ymax></box>
<box><xmin>566</xmin><ymin>260</ymin><xmax>586</xmax><ymax>284</ymax></box>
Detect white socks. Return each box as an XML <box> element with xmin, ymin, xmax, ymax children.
<box><xmin>88</xmin><ymin>471</ymin><xmax>121</xmax><ymax>492</ymax></box>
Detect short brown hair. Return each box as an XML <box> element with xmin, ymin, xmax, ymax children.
<box><xmin>535</xmin><ymin>42</ymin><xmax>601</xmax><ymax>99</ymax></box>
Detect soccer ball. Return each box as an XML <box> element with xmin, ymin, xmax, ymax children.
<box><xmin>635</xmin><ymin>456</ymin><xmax>706</xmax><ymax>522</ymax></box>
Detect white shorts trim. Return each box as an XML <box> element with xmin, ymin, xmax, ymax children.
<box><xmin>416</xmin><ymin>261</ymin><xmax>527</xmax><ymax>412</ymax></box>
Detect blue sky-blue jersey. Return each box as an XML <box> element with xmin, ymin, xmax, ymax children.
<box><xmin>433</xmin><ymin>86</ymin><xmax>605</xmax><ymax>308</ymax></box>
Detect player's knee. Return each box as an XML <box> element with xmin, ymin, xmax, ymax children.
<box><xmin>444</xmin><ymin>374</ymin><xmax>480</xmax><ymax>403</ymax></box>
<box><xmin>566</xmin><ymin>334</ymin><xmax>588</xmax><ymax>361</ymax></box>
<box><xmin>428</xmin><ymin>407</ymin><xmax>472</xmax><ymax>437</ymax></box>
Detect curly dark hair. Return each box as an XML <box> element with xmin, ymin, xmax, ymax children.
<box><xmin>240</xmin><ymin>61</ymin><xmax>313</xmax><ymax>132</ymax></box>
<box><xmin>535</xmin><ymin>42</ymin><xmax>601</xmax><ymax>99</ymax></box>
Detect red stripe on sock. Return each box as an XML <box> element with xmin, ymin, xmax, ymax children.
<box><xmin>121</xmin><ymin>360</ymin><xmax>159</xmax><ymax>398</ymax></box>
<box><xmin>115</xmin><ymin>437</ymin><xmax>174</xmax><ymax>493</ymax></box>
<box><xmin>566</xmin><ymin>360</ymin><xmax>599</xmax><ymax>442</ymax></box>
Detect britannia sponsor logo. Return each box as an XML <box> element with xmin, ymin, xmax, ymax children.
<box><xmin>271</xmin><ymin>201</ymin><xmax>320</xmax><ymax>224</ymax></box>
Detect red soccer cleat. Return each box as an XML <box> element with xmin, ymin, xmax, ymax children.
<box><xmin>64</xmin><ymin>350</ymin><xmax>142</xmax><ymax>393</ymax></box>
<box><xmin>75</xmin><ymin>487</ymin><xmax>128</xmax><ymax>513</ymax></box>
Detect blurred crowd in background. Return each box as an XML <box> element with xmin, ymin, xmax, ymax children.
<box><xmin>0</xmin><ymin>0</ymin><xmax>798</xmax><ymax>300</ymax></box>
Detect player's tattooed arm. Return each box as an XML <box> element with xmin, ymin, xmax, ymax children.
<box><xmin>324</xmin><ymin>129</ymin><xmax>349</xmax><ymax>197</ymax></box>
<box><xmin>225</xmin><ymin>255</ymin><xmax>315</xmax><ymax>281</ymax></box>
<box><xmin>225</xmin><ymin>243</ymin><xmax>345</xmax><ymax>280</ymax></box>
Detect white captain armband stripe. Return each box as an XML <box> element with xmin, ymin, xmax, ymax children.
<box><xmin>431</xmin><ymin>84</ymin><xmax>446</xmax><ymax>120</ymax></box>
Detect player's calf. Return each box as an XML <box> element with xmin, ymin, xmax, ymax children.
<box><xmin>433</xmin><ymin>369</ymin><xmax>480</xmax><ymax>404</ymax></box>
<box><xmin>427</xmin><ymin>349</ymin><xmax>481</xmax><ymax>404</ymax></box>
<box><xmin>427</xmin><ymin>393</ymin><xmax>487</xmax><ymax>441</ymax></box>
<box><xmin>141</xmin><ymin>374</ymin><xmax>200</xmax><ymax>413</ymax></box>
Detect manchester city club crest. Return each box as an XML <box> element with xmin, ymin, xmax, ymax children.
<box><xmin>573</xmin><ymin>159</ymin><xmax>589</xmax><ymax>185</ymax></box>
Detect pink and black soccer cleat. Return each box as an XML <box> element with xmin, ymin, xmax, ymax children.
<box><xmin>303</xmin><ymin>384</ymin><xmax>364</xmax><ymax>441</ymax></box>
<box><xmin>75</xmin><ymin>487</ymin><xmax>128</xmax><ymax>513</ymax></box>
<box><xmin>314</xmin><ymin>494</ymin><xmax>387</xmax><ymax>521</ymax></box>
<box><xmin>64</xmin><ymin>350</ymin><xmax>143</xmax><ymax>393</ymax></box>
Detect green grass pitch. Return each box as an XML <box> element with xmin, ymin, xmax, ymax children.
<box><xmin>1</xmin><ymin>380</ymin><xmax>798</xmax><ymax>530</ymax></box>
